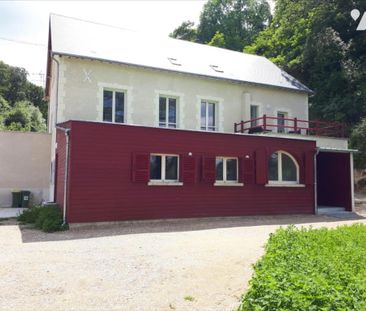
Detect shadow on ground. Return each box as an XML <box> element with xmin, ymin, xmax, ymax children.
<box><xmin>4</xmin><ymin>210</ymin><xmax>363</xmax><ymax>244</ymax></box>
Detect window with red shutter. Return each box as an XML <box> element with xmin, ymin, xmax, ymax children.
<box><xmin>256</xmin><ymin>148</ymin><xmax>268</xmax><ymax>184</ymax></box>
<box><xmin>243</xmin><ymin>155</ymin><xmax>255</xmax><ymax>184</ymax></box>
<box><xmin>132</xmin><ymin>153</ymin><xmax>150</xmax><ymax>183</ymax></box>
<box><xmin>202</xmin><ymin>156</ymin><xmax>216</xmax><ymax>183</ymax></box>
<box><xmin>181</xmin><ymin>155</ymin><xmax>196</xmax><ymax>184</ymax></box>
<box><xmin>305</xmin><ymin>150</ymin><xmax>315</xmax><ymax>185</ymax></box>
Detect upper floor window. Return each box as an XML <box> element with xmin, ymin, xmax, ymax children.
<box><xmin>201</xmin><ymin>100</ymin><xmax>217</xmax><ymax>131</ymax></box>
<box><xmin>159</xmin><ymin>96</ymin><xmax>177</xmax><ymax>128</ymax></box>
<box><xmin>268</xmin><ymin>151</ymin><xmax>299</xmax><ymax>184</ymax></box>
<box><xmin>250</xmin><ymin>105</ymin><xmax>259</xmax><ymax>127</ymax></box>
<box><xmin>215</xmin><ymin>157</ymin><xmax>238</xmax><ymax>183</ymax></box>
<box><xmin>150</xmin><ymin>154</ymin><xmax>179</xmax><ymax>182</ymax></box>
<box><xmin>103</xmin><ymin>89</ymin><xmax>125</xmax><ymax>123</ymax></box>
<box><xmin>277</xmin><ymin>111</ymin><xmax>288</xmax><ymax>133</ymax></box>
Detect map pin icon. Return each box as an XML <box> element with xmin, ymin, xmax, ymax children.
<box><xmin>351</xmin><ymin>9</ymin><xmax>360</xmax><ymax>21</ymax></box>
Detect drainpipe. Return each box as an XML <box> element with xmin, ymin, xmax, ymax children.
<box><xmin>314</xmin><ymin>147</ymin><xmax>320</xmax><ymax>214</ymax></box>
<box><xmin>52</xmin><ymin>55</ymin><xmax>60</xmax><ymax>129</ymax></box>
<box><xmin>56</xmin><ymin>126</ymin><xmax>70</xmax><ymax>225</ymax></box>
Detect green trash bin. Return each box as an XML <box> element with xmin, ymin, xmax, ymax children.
<box><xmin>21</xmin><ymin>191</ymin><xmax>31</xmax><ymax>208</ymax></box>
<box><xmin>11</xmin><ymin>191</ymin><xmax>22</xmax><ymax>208</ymax></box>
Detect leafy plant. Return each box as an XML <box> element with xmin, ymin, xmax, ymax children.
<box><xmin>17</xmin><ymin>205</ymin><xmax>42</xmax><ymax>223</ymax></box>
<box><xmin>238</xmin><ymin>224</ymin><xmax>366</xmax><ymax>310</ymax></box>
<box><xmin>17</xmin><ymin>204</ymin><xmax>67</xmax><ymax>233</ymax></box>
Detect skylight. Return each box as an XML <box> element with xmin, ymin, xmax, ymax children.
<box><xmin>210</xmin><ymin>64</ymin><xmax>224</xmax><ymax>73</ymax></box>
<box><xmin>168</xmin><ymin>57</ymin><xmax>182</xmax><ymax>66</ymax></box>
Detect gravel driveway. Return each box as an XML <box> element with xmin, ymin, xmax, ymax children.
<box><xmin>1</xmin><ymin>210</ymin><xmax>366</xmax><ymax>311</ymax></box>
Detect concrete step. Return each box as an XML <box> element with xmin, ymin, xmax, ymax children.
<box><xmin>317</xmin><ymin>206</ymin><xmax>345</xmax><ymax>214</ymax></box>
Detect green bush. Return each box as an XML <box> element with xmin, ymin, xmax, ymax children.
<box><xmin>17</xmin><ymin>205</ymin><xmax>42</xmax><ymax>223</ymax></box>
<box><xmin>239</xmin><ymin>224</ymin><xmax>366</xmax><ymax>311</ymax></box>
<box><xmin>17</xmin><ymin>204</ymin><xmax>67</xmax><ymax>233</ymax></box>
<box><xmin>35</xmin><ymin>206</ymin><xmax>65</xmax><ymax>233</ymax></box>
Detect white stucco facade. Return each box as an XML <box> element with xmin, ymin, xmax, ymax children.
<box><xmin>49</xmin><ymin>56</ymin><xmax>309</xmax><ymax>133</ymax></box>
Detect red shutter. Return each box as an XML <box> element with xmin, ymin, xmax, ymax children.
<box><xmin>132</xmin><ymin>153</ymin><xmax>150</xmax><ymax>183</ymax></box>
<box><xmin>202</xmin><ymin>155</ymin><xmax>216</xmax><ymax>183</ymax></box>
<box><xmin>181</xmin><ymin>155</ymin><xmax>196</xmax><ymax>184</ymax></box>
<box><xmin>305</xmin><ymin>150</ymin><xmax>315</xmax><ymax>185</ymax></box>
<box><xmin>243</xmin><ymin>155</ymin><xmax>255</xmax><ymax>184</ymax></box>
<box><xmin>255</xmin><ymin>148</ymin><xmax>267</xmax><ymax>184</ymax></box>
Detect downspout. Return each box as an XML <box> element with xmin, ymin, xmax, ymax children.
<box><xmin>314</xmin><ymin>147</ymin><xmax>320</xmax><ymax>214</ymax></box>
<box><xmin>52</xmin><ymin>55</ymin><xmax>60</xmax><ymax>128</ymax></box>
<box><xmin>56</xmin><ymin>126</ymin><xmax>70</xmax><ymax>225</ymax></box>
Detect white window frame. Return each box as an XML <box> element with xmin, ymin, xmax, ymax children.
<box><xmin>148</xmin><ymin>153</ymin><xmax>182</xmax><ymax>186</ymax></box>
<box><xmin>214</xmin><ymin>157</ymin><xmax>243</xmax><ymax>186</ymax></box>
<box><xmin>268</xmin><ymin>151</ymin><xmax>300</xmax><ymax>185</ymax></box>
<box><xmin>201</xmin><ymin>100</ymin><xmax>218</xmax><ymax>131</ymax></box>
<box><xmin>159</xmin><ymin>96</ymin><xmax>178</xmax><ymax>128</ymax></box>
<box><xmin>103</xmin><ymin>88</ymin><xmax>126</xmax><ymax>123</ymax></box>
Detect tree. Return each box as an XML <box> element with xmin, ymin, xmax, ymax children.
<box><xmin>245</xmin><ymin>0</ymin><xmax>366</xmax><ymax>126</ymax></box>
<box><xmin>169</xmin><ymin>20</ymin><xmax>197</xmax><ymax>42</ymax></box>
<box><xmin>208</xmin><ymin>31</ymin><xmax>226</xmax><ymax>47</ymax></box>
<box><xmin>350</xmin><ymin>118</ymin><xmax>366</xmax><ymax>169</ymax></box>
<box><xmin>2</xmin><ymin>101</ymin><xmax>47</xmax><ymax>132</ymax></box>
<box><xmin>0</xmin><ymin>60</ymin><xmax>48</xmax><ymax>126</ymax></box>
<box><xmin>170</xmin><ymin>0</ymin><xmax>271</xmax><ymax>51</ymax></box>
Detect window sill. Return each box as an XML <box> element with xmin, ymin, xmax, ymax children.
<box><xmin>214</xmin><ymin>182</ymin><xmax>244</xmax><ymax>187</ymax></box>
<box><xmin>265</xmin><ymin>183</ymin><xmax>305</xmax><ymax>188</ymax></box>
<box><xmin>148</xmin><ymin>181</ymin><xmax>183</xmax><ymax>186</ymax></box>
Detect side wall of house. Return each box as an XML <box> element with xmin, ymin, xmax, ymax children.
<box><xmin>56</xmin><ymin>121</ymin><xmax>316</xmax><ymax>223</ymax></box>
<box><xmin>0</xmin><ymin>131</ymin><xmax>51</xmax><ymax>207</ymax></box>
<box><xmin>55</xmin><ymin>57</ymin><xmax>309</xmax><ymax>133</ymax></box>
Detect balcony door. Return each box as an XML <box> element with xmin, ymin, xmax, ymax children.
<box><xmin>277</xmin><ymin>111</ymin><xmax>288</xmax><ymax>133</ymax></box>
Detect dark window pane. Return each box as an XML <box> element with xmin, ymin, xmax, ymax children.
<box><xmin>159</xmin><ymin>97</ymin><xmax>166</xmax><ymax>126</ymax></box>
<box><xmin>216</xmin><ymin>158</ymin><xmax>223</xmax><ymax>181</ymax></box>
<box><xmin>269</xmin><ymin>152</ymin><xmax>278</xmax><ymax>181</ymax></box>
<box><xmin>250</xmin><ymin>105</ymin><xmax>258</xmax><ymax>127</ymax></box>
<box><xmin>115</xmin><ymin>92</ymin><xmax>124</xmax><ymax>123</ymax></box>
<box><xmin>103</xmin><ymin>90</ymin><xmax>113</xmax><ymax>122</ymax></box>
<box><xmin>168</xmin><ymin>98</ymin><xmax>176</xmax><ymax>124</ymax></box>
<box><xmin>150</xmin><ymin>155</ymin><xmax>162</xmax><ymax>180</ymax></box>
<box><xmin>208</xmin><ymin>102</ymin><xmax>215</xmax><ymax>128</ymax></box>
<box><xmin>282</xmin><ymin>153</ymin><xmax>297</xmax><ymax>182</ymax></box>
<box><xmin>226</xmin><ymin>159</ymin><xmax>237</xmax><ymax>181</ymax></box>
<box><xmin>165</xmin><ymin>156</ymin><xmax>178</xmax><ymax>180</ymax></box>
<box><xmin>201</xmin><ymin>101</ymin><xmax>206</xmax><ymax>129</ymax></box>
<box><xmin>277</xmin><ymin>112</ymin><xmax>286</xmax><ymax>133</ymax></box>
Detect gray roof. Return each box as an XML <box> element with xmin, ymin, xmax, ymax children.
<box><xmin>49</xmin><ymin>14</ymin><xmax>312</xmax><ymax>94</ymax></box>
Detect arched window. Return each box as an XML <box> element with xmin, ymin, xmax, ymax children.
<box><xmin>268</xmin><ymin>151</ymin><xmax>299</xmax><ymax>184</ymax></box>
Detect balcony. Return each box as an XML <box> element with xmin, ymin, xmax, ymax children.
<box><xmin>234</xmin><ymin>115</ymin><xmax>346</xmax><ymax>138</ymax></box>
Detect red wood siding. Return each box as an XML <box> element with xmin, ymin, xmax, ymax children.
<box><xmin>317</xmin><ymin>152</ymin><xmax>352</xmax><ymax>211</ymax></box>
<box><xmin>56</xmin><ymin>121</ymin><xmax>317</xmax><ymax>223</ymax></box>
<box><xmin>55</xmin><ymin>128</ymin><xmax>66</xmax><ymax>209</ymax></box>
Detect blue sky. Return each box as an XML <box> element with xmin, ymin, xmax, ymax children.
<box><xmin>0</xmin><ymin>1</ymin><xmax>207</xmax><ymax>86</ymax></box>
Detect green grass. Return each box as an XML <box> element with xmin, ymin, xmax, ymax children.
<box><xmin>184</xmin><ymin>295</ymin><xmax>195</xmax><ymax>302</ymax></box>
<box><xmin>239</xmin><ymin>224</ymin><xmax>366</xmax><ymax>311</ymax></box>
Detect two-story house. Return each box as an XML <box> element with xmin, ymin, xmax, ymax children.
<box><xmin>46</xmin><ymin>14</ymin><xmax>354</xmax><ymax>224</ymax></box>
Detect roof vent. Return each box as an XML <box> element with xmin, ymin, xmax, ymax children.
<box><xmin>168</xmin><ymin>57</ymin><xmax>182</xmax><ymax>66</ymax></box>
<box><xmin>210</xmin><ymin>64</ymin><xmax>224</xmax><ymax>73</ymax></box>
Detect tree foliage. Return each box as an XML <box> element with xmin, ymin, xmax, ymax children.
<box><xmin>245</xmin><ymin>0</ymin><xmax>366</xmax><ymax>127</ymax></box>
<box><xmin>169</xmin><ymin>20</ymin><xmax>197</xmax><ymax>42</ymax></box>
<box><xmin>170</xmin><ymin>0</ymin><xmax>271</xmax><ymax>51</ymax></box>
<box><xmin>350</xmin><ymin>117</ymin><xmax>366</xmax><ymax>169</ymax></box>
<box><xmin>208</xmin><ymin>31</ymin><xmax>226</xmax><ymax>48</ymax></box>
<box><xmin>0</xmin><ymin>60</ymin><xmax>47</xmax><ymax>132</ymax></box>
<box><xmin>0</xmin><ymin>60</ymin><xmax>48</xmax><ymax>121</ymax></box>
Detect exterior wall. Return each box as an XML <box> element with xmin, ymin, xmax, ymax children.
<box><xmin>317</xmin><ymin>152</ymin><xmax>352</xmax><ymax>211</ymax></box>
<box><xmin>56</xmin><ymin>121</ymin><xmax>316</xmax><ymax>223</ymax></box>
<box><xmin>0</xmin><ymin>131</ymin><xmax>51</xmax><ymax>207</ymax></box>
<box><xmin>55</xmin><ymin>57</ymin><xmax>309</xmax><ymax>134</ymax></box>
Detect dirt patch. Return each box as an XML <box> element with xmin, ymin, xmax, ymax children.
<box><xmin>1</xmin><ymin>213</ymin><xmax>366</xmax><ymax>311</ymax></box>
